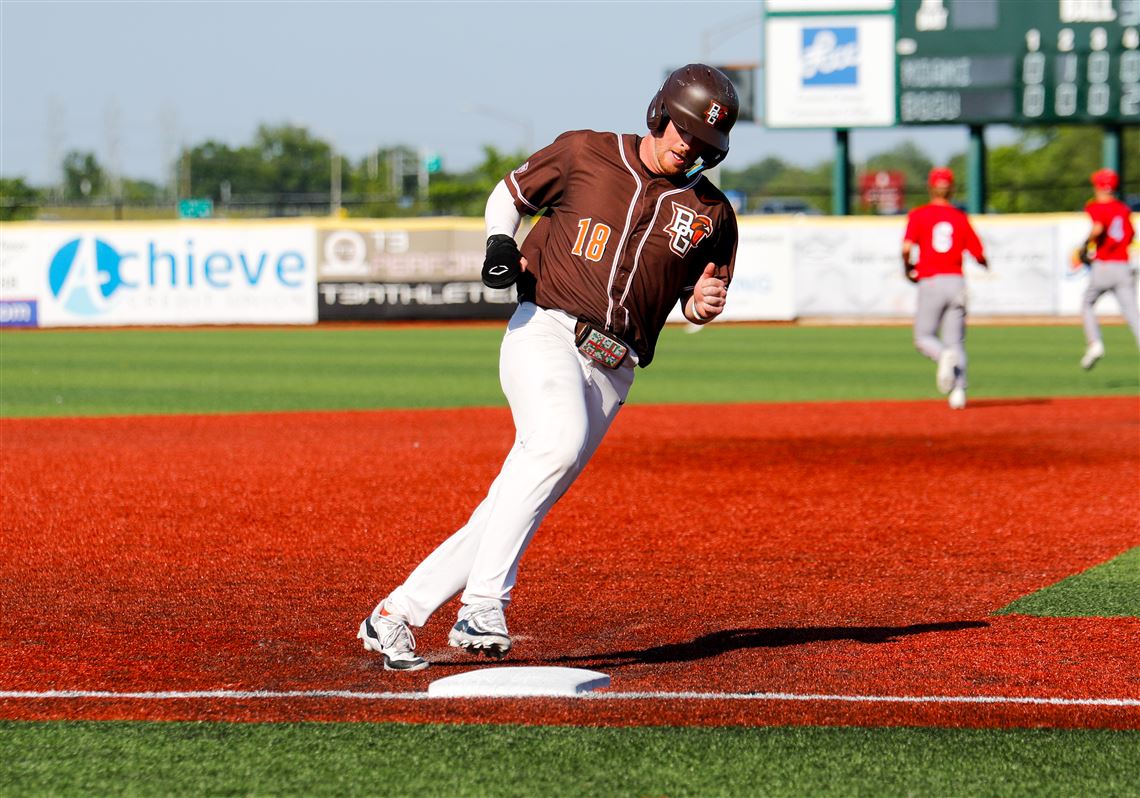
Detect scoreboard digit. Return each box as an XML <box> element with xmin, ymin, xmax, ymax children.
<box><xmin>896</xmin><ymin>0</ymin><xmax>1140</xmax><ymax>124</ymax></box>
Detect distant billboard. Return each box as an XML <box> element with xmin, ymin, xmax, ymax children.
<box><xmin>763</xmin><ymin>6</ymin><xmax>897</xmax><ymax>127</ymax></box>
<box><xmin>717</xmin><ymin>64</ymin><xmax>758</xmax><ymax>123</ymax></box>
<box><xmin>859</xmin><ymin>169</ymin><xmax>906</xmax><ymax>214</ymax></box>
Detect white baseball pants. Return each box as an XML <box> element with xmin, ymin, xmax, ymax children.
<box><xmin>382</xmin><ymin>302</ymin><xmax>636</xmax><ymax>626</ymax></box>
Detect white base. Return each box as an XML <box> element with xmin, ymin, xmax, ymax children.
<box><xmin>427</xmin><ymin>666</ymin><xmax>610</xmax><ymax>697</ymax></box>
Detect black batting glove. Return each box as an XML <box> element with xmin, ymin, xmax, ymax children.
<box><xmin>482</xmin><ymin>234</ymin><xmax>522</xmax><ymax>289</ymax></box>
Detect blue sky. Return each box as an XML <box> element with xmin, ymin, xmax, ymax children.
<box><xmin>0</xmin><ymin>0</ymin><xmax>1012</xmax><ymax>186</ymax></box>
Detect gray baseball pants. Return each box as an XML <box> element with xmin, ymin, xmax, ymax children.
<box><xmin>1082</xmin><ymin>260</ymin><xmax>1140</xmax><ymax>347</ymax></box>
<box><xmin>914</xmin><ymin>274</ymin><xmax>967</xmax><ymax>390</ymax></box>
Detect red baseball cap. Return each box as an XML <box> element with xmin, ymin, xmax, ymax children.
<box><xmin>1091</xmin><ymin>168</ymin><xmax>1119</xmax><ymax>189</ymax></box>
<box><xmin>928</xmin><ymin>167</ymin><xmax>954</xmax><ymax>187</ymax></box>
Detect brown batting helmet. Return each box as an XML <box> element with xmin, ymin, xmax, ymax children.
<box><xmin>647</xmin><ymin>64</ymin><xmax>739</xmax><ymax>169</ymax></box>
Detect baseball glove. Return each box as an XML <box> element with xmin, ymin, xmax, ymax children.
<box><xmin>903</xmin><ymin>259</ymin><xmax>919</xmax><ymax>284</ymax></box>
<box><xmin>1071</xmin><ymin>245</ymin><xmax>1093</xmax><ymax>268</ymax></box>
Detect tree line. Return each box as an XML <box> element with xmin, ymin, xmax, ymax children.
<box><xmin>1</xmin><ymin>123</ymin><xmax>1136</xmax><ymax>221</ymax></box>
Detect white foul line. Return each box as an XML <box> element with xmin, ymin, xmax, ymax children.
<box><xmin>0</xmin><ymin>690</ymin><xmax>1137</xmax><ymax>707</ymax></box>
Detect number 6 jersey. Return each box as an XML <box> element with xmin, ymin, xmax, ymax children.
<box><xmin>903</xmin><ymin>202</ymin><xmax>985</xmax><ymax>279</ymax></box>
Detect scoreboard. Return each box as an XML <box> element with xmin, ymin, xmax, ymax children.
<box><xmin>896</xmin><ymin>0</ymin><xmax>1140</xmax><ymax>125</ymax></box>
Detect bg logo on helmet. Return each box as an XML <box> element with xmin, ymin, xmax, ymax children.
<box><xmin>705</xmin><ymin>102</ymin><xmax>724</xmax><ymax>125</ymax></box>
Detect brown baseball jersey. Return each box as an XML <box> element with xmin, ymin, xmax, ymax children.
<box><xmin>503</xmin><ymin>129</ymin><xmax>738</xmax><ymax>366</ymax></box>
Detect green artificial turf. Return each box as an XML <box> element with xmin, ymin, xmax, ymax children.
<box><xmin>1</xmin><ymin>323</ymin><xmax>1137</xmax><ymax>417</ymax></box>
<box><xmin>997</xmin><ymin>547</ymin><xmax>1140</xmax><ymax>618</ymax></box>
<box><xmin>2</xmin><ymin>722</ymin><xmax>1138</xmax><ymax>797</ymax></box>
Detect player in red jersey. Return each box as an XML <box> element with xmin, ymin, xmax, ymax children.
<box><xmin>1075</xmin><ymin>168</ymin><xmax>1138</xmax><ymax>370</ymax></box>
<box><xmin>901</xmin><ymin>167</ymin><xmax>988</xmax><ymax>410</ymax></box>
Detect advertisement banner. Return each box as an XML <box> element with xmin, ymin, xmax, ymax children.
<box><xmin>316</xmin><ymin>224</ymin><xmax>515</xmax><ymax>320</ymax></box>
<box><xmin>668</xmin><ymin>219</ymin><xmax>797</xmax><ymax>323</ymax></box>
<box><xmin>790</xmin><ymin>217</ymin><xmax>1068</xmax><ymax>318</ymax></box>
<box><xmin>1</xmin><ymin>223</ymin><xmax>316</xmax><ymax>327</ymax></box>
<box><xmin>3</xmin><ymin>214</ymin><xmax>1130</xmax><ymax>328</ymax></box>
<box><xmin>1055</xmin><ymin>215</ymin><xmax>1095</xmax><ymax>316</ymax></box>
<box><xmin>967</xmin><ymin>219</ymin><xmax>1056</xmax><ymax>315</ymax></box>
<box><xmin>793</xmin><ymin>220</ymin><xmax>916</xmax><ymax>316</ymax></box>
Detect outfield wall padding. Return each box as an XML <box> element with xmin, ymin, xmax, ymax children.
<box><xmin>2</xmin><ymin>215</ymin><xmax>1135</xmax><ymax>327</ymax></box>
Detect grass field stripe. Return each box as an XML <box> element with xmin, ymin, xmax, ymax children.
<box><xmin>2</xmin><ymin>690</ymin><xmax>1138</xmax><ymax>707</ymax></box>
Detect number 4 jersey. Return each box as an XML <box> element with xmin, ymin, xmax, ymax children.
<box><xmin>1085</xmin><ymin>198</ymin><xmax>1135</xmax><ymax>263</ymax></box>
<box><xmin>903</xmin><ymin>202</ymin><xmax>986</xmax><ymax>280</ymax></box>
<box><xmin>502</xmin><ymin>129</ymin><xmax>737</xmax><ymax>367</ymax></box>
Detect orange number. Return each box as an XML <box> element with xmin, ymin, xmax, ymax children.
<box><xmin>570</xmin><ymin>218</ymin><xmax>611</xmax><ymax>262</ymax></box>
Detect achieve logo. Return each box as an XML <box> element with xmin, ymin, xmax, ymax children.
<box><xmin>46</xmin><ymin>235</ymin><xmax>308</xmax><ymax>319</ymax></box>
<box><xmin>49</xmin><ymin>238</ymin><xmax>126</xmax><ymax>317</ymax></box>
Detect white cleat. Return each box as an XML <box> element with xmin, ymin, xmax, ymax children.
<box><xmin>1080</xmin><ymin>340</ymin><xmax>1104</xmax><ymax>370</ymax></box>
<box><xmin>948</xmin><ymin>387</ymin><xmax>966</xmax><ymax>410</ymax></box>
<box><xmin>358</xmin><ymin>613</ymin><xmax>429</xmax><ymax>672</ymax></box>
<box><xmin>448</xmin><ymin>602</ymin><xmax>512</xmax><ymax>659</ymax></box>
<box><xmin>936</xmin><ymin>349</ymin><xmax>958</xmax><ymax>395</ymax></box>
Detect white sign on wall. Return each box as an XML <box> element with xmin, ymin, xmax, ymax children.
<box><xmin>667</xmin><ymin>220</ymin><xmax>797</xmax><ymax>323</ymax></box>
<box><xmin>793</xmin><ymin>221</ymin><xmax>914</xmax><ymax>315</ymax></box>
<box><xmin>764</xmin><ymin>14</ymin><xmax>897</xmax><ymax>128</ymax></box>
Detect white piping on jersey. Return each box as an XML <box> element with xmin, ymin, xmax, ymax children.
<box><xmin>620</xmin><ymin>175</ymin><xmax>701</xmax><ymax>315</ymax></box>
<box><xmin>509</xmin><ymin>169</ymin><xmax>541</xmax><ymax>214</ymax></box>
<box><xmin>605</xmin><ymin>134</ymin><xmax>644</xmax><ymax>330</ymax></box>
<box><xmin>606</xmin><ymin>137</ymin><xmax>702</xmax><ymax>332</ymax></box>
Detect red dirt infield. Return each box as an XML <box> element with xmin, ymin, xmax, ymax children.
<box><xmin>2</xmin><ymin>397</ymin><xmax>1137</xmax><ymax>728</ymax></box>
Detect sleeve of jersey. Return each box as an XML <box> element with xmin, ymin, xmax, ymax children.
<box><xmin>903</xmin><ymin>211</ymin><xmax>919</xmax><ymax>243</ymax></box>
<box><xmin>504</xmin><ymin>131</ymin><xmax>579</xmax><ymax>216</ymax></box>
<box><xmin>1085</xmin><ymin>202</ymin><xmax>1104</xmax><ymax>228</ymax></box>
<box><xmin>964</xmin><ymin>220</ymin><xmax>985</xmax><ymax>260</ymax></box>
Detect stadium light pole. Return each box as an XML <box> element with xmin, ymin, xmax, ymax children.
<box><xmin>330</xmin><ymin>151</ymin><xmax>342</xmax><ymax>217</ymax></box>
<box><xmin>833</xmin><ymin>129</ymin><xmax>851</xmax><ymax>216</ymax></box>
<box><xmin>465</xmin><ymin>105</ymin><xmax>534</xmax><ymax>155</ymax></box>
<box><xmin>699</xmin><ymin>11</ymin><xmax>761</xmax><ymax>189</ymax></box>
<box><xmin>700</xmin><ymin>10</ymin><xmax>761</xmax><ymax>60</ymax></box>
<box><xmin>1103</xmin><ymin>123</ymin><xmax>1122</xmax><ymax>175</ymax></box>
<box><xmin>967</xmin><ymin>126</ymin><xmax>986</xmax><ymax>215</ymax></box>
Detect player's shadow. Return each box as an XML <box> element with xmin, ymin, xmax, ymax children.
<box><xmin>551</xmin><ymin>620</ymin><xmax>989</xmax><ymax>669</ymax></box>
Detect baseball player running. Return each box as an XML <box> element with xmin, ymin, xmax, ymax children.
<box><xmin>1074</xmin><ymin>168</ymin><xmax>1139</xmax><ymax>370</ymax></box>
<box><xmin>359</xmin><ymin>64</ymin><xmax>740</xmax><ymax>670</ymax></box>
<box><xmin>901</xmin><ymin>167</ymin><xmax>988</xmax><ymax>410</ymax></box>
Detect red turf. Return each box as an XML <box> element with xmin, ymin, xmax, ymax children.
<box><xmin>2</xmin><ymin>397</ymin><xmax>1137</xmax><ymax>728</ymax></box>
